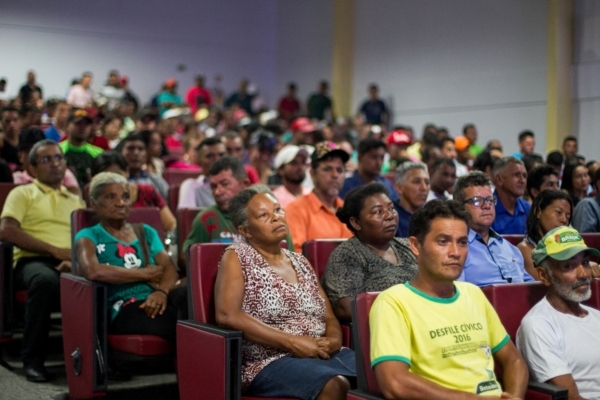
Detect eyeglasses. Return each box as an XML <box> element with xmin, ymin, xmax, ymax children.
<box><xmin>37</xmin><ymin>154</ymin><xmax>64</xmax><ymax>165</ymax></box>
<box><xmin>462</xmin><ymin>196</ymin><xmax>497</xmax><ymax>207</ymax></box>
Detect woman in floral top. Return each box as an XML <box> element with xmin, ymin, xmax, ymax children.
<box><xmin>215</xmin><ymin>185</ymin><xmax>355</xmax><ymax>400</ymax></box>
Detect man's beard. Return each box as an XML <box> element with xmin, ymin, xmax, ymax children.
<box><xmin>550</xmin><ymin>276</ymin><xmax>592</xmax><ymax>303</ymax></box>
<box><xmin>285</xmin><ymin>174</ymin><xmax>305</xmax><ymax>185</ymax></box>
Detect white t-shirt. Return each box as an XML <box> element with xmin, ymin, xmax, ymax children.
<box><xmin>516</xmin><ymin>297</ymin><xmax>600</xmax><ymax>399</ymax></box>
<box><xmin>67</xmin><ymin>85</ymin><xmax>94</xmax><ymax>108</ymax></box>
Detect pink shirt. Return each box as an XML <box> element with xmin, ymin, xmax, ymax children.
<box><xmin>13</xmin><ymin>168</ymin><xmax>79</xmax><ymax>188</ymax></box>
<box><xmin>272</xmin><ymin>185</ymin><xmax>311</xmax><ymax>209</ymax></box>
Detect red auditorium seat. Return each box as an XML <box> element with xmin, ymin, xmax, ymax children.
<box><xmin>177</xmin><ymin>243</ymin><xmax>295</xmax><ymax>400</ymax></box>
<box><xmin>351</xmin><ymin>289</ymin><xmax>568</xmax><ymax>400</ymax></box>
<box><xmin>167</xmin><ymin>184</ymin><xmax>180</xmax><ymax>214</ymax></box>
<box><xmin>301</xmin><ymin>239</ymin><xmax>352</xmax><ymax>348</ymax></box>
<box><xmin>501</xmin><ymin>234</ymin><xmax>523</xmax><ymax>246</ymax></box>
<box><xmin>482</xmin><ymin>283</ymin><xmax>569</xmax><ymax>399</ymax></box>
<box><xmin>586</xmin><ymin>279</ymin><xmax>600</xmax><ymax>310</ymax></box>
<box><xmin>62</xmin><ymin>207</ymin><xmax>171</xmax><ymax>399</ymax></box>
<box><xmin>162</xmin><ymin>168</ymin><xmax>201</xmax><ymax>187</ymax></box>
<box><xmin>176</xmin><ymin>207</ymin><xmax>202</xmax><ymax>259</ymax></box>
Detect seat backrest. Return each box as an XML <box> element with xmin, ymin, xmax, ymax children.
<box><xmin>302</xmin><ymin>239</ymin><xmax>345</xmax><ymax>279</ymax></box>
<box><xmin>168</xmin><ymin>184</ymin><xmax>180</xmax><ymax>214</ymax></box>
<box><xmin>501</xmin><ymin>234</ymin><xmax>523</xmax><ymax>246</ymax></box>
<box><xmin>177</xmin><ymin>208</ymin><xmax>202</xmax><ymax>253</ymax></box>
<box><xmin>187</xmin><ymin>243</ymin><xmax>230</xmax><ymax>324</ymax></box>
<box><xmin>71</xmin><ymin>207</ymin><xmax>165</xmax><ymax>276</ymax></box>
<box><xmin>585</xmin><ymin>279</ymin><xmax>600</xmax><ymax>310</ymax></box>
<box><xmin>351</xmin><ymin>292</ymin><xmax>383</xmax><ymax>394</ymax></box>
<box><xmin>481</xmin><ymin>282</ymin><xmax>547</xmax><ymax>341</ymax></box>
<box><xmin>0</xmin><ymin>183</ymin><xmax>18</xmax><ymax>213</ymax></box>
<box><xmin>163</xmin><ymin>169</ymin><xmax>202</xmax><ymax>187</ymax></box>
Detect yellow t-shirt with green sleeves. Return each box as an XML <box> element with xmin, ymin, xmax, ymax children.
<box><xmin>0</xmin><ymin>180</ymin><xmax>85</xmax><ymax>264</ymax></box>
<box><xmin>370</xmin><ymin>281</ymin><xmax>509</xmax><ymax>396</ymax></box>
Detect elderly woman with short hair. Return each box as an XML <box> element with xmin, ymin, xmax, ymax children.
<box><xmin>215</xmin><ymin>184</ymin><xmax>355</xmax><ymax>400</ymax></box>
<box><xmin>75</xmin><ymin>172</ymin><xmax>186</xmax><ymax>341</ymax></box>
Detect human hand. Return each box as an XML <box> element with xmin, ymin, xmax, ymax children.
<box><xmin>315</xmin><ymin>336</ymin><xmax>341</xmax><ymax>355</ymax></box>
<box><xmin>55</xmin><ymin>261</ymin><xmax>72</xmax><ymax>273</ymax></box>
<box><xmin>53</xmin><ymin>247</ymin><xmax>72</xmax><ymax>261</ymax></box>
<box><xmin>144</xmin><ymin>264</ymin><xmax>164</xmax><ymax>283</ymax></box>
<box><xmin>590</xmin><ymin>262</ymin><xmax>600</xmax><ymax>278</ymax></box>
<box><xmin>288</xmin><ymin>336</ymin><xmax>330</xmax><ymax>359</ymax></box>
<box><xmin>498</xmin><ymin>393</ymin><xmax>521</xmax><ymax>400</ymax></box>
<box><xmin>139</xmin><ymin>291</ymin><xmax>168</xmax><ymax>318</ymax></box>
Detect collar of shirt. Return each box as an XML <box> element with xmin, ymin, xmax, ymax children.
<box><xmin>468</xmin><ymin>228</ymin><xmax>502</xmax><ymax>245</ymax></box>
<box><xmin>493</xmin><ymin>190</ymin><xmax>528</xmax><ymax>216</ymax></box>
<box><xmin>33</xmin><ymin>179</ymin><xmax>70</xmax><ymax>197</ymax></box>
<box><xmin>307</xmin><ymin>190</ymin><xmax>343</xmax><ymax>214</ymax></box>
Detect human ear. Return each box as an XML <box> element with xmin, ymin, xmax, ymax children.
<box><xmin>349</xmin><ymin>217</ymin><xmax>361</xmax><ymax>232</ymax></box>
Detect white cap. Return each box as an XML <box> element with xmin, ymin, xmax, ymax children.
<box><xmin>274</xmin><ymin>145</ymin><xmax>309</xmax><ymax>169</ymax></box>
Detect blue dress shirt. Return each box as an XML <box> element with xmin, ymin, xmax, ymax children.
<box><xmin>340</xmin><ymin>171</ymin><xmax>399</xmax><ymax>202</ymax></box>
<box><xmin>458</xmin><ymin>228</ymin><xmax>534</xmax><ymax>286</ymax></box>
<box><xmin>491</xmin><ymin>190</ymin><xmax>531</xmax><ymax>235</ymax></box>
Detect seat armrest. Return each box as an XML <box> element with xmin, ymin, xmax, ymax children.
<box><xmin>347</xmin><ymin>389</ymin><xmax>386</xmax><ymax>400</ymax></box>
<box><xmin>60</xmin><ymin>274</ymin><xmax>108</xmax><ymax>399</ymax></box>
<box><xmin>526</xmin><ymin>381</ymin><xmax>568</xmax><ymax>400</ymax></box>
<box><xmin>341</xmin><ymin>321</ymin><xmax>352</xmax><ymax>349</ymax></box>
<box><xmin>177</xmin><ymin>320</ymin><xmax>243</xmax><ymax>400</ymax></box>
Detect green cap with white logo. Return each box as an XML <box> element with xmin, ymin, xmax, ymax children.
<box><xmin>532</xmin><ymin>226</ymin><xmax>600</xmax><ymax>266</ymax></box>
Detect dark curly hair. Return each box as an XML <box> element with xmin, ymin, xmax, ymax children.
<box><xmin>336</xmin><ymin>183</ymin><xmax>390</xmax><ymax>233</ymax></box>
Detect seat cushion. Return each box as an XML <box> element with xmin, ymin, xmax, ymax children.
<box><xmin>107</xmin><ymin>334</ymin><xmax>174</xmax><ymax>356</ymax></box>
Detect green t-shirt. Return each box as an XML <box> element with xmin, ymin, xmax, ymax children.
<box><xmin>75</xmin><ymin>223</ymin><xmax>164</xmax><ymax>320</ymax></box>
<box><xmin>59</xmin><ymin>141</ymin><xmax>104</xmax><ymax>188</ymax></box>
<box><xmin>183</xmin><ymin>205</ymin><xmax>295</xmax><ymax>252</ymax></box>
<box><xmin>468</xmin><ymin>143</ymin><xmax>484</xmax><ymax>157</ymax></box>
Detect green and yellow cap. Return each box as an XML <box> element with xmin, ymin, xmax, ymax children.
<box><xmin>532</xmin><ymin>226</ymin><xmax>600</xmax><ymax>266</ymax></box>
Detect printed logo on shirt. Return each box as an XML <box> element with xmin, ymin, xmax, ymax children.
<box><xmin>116</xmin><ymin>243</ymin><xmax>141</xmax><ymax>269</ymax></box>
<box><xmin>476</xmin><ymin>380</ymin><xmax>500</xmax><ymax>394</ymax></box>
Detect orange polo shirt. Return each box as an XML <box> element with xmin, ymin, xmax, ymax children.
<box><xmin>286</xmin><ymin>191</ymin><xmax>352</xmax><ymax>251</ymax></box>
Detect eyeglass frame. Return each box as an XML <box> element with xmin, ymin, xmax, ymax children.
<box><xmin>461</xmin><ymin>196</ymin><xmax>497</xmax><ymax>207</ymax></box>
<box><xmin>36</xmin><ymin>154</ymin><xmax>65</xmax><ymax>165</ymax></box>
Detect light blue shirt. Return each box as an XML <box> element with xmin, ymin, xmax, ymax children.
<box><xmin>458</xmin><ymin>228</ymin><xmax>533</xmax><ymax>287</ymax></box>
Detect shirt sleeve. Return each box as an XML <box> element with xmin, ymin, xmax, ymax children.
<box><xmin>62</xmin><ymin>168</ymin><xmax>79</xmax><ymax>188</ymax></box>
<box><xmin>516</xmin><ymin>315</ymin><xmax>571</xmax><ymax>382</ymax></box>
<box><xmin>74</xmin><ymin>227</ymin><xmax>96</xmax><ymax>244</ymax></box>
<box><xmin>143</xmin><ymin>224</ymin><xmax>165</xmax><ymax>256</ymax></box>
<box><xmin>0</xmin><ymin>187</ymin><xmax>29</xmax><ymax>222</ymax></box>
<box><xmin>572</xmin><ymin>200</ymin><xmax>600</xmax><ymax>233</ymax></box>
<box><xmin>285</xmin><ymin>201</ymin><xmax>308</xmax><ymax>251</ymax></box>
<box><xmin>370</xmin><ymin>290</ymin><xmax>412</xmax><ymax>369</ymax></box>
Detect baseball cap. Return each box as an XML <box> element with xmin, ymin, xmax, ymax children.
<box><xmin>290</xmin><ymin>117</ymin><xmax>317</xmax><ymax>134</ymax></box>
<box><xmin>68</xmin><ymin>108</ymin><xmax>93</xmax><ymax>123</ymax></box>
<box><xmin>311</xmin><ymin>141</ymin><xmax>350</xmax><ymax>164</ymax></box>
<box><xmin>274</xmin><ymin>145</ymin><xmax>309</xmax><ymax>169</ymax></box>
<box><xmin>250</xmin><ymin>129</ymin><xmax>277</xmax><ymax>153</ymax></box>
<box><xmin>454</xmin><ymin>136</ymin><xmax>470</xmax><ymax>152</ymax></box>
<box><xmin>532</xmin><ymin>226</ymin><xmax>600</xmax><ymax>266</ymax></box>
<box><xmin>18</xmin><ymin>127</ymin><xmax>46</xmax><ymax>152</ymax></box>
<box><xmin>387</xmin><ymin>129</ymin><xmax>412</xmax><ymax>146</ymax></box>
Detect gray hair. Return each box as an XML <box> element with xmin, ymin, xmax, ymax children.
<box><xmin>453</xmin><ymin>171</ymin><xmax>492</xmax><ymax>203</ymax></box>
<box><xmin>89</xmin><ymin>172</ymin><xmax>128</xmax><ymax>204</ymax></box>
<box><xmin>395</xmin><ymin>161</ymin><xmax>428</xmax><ymax>185</ymax></box>
<box><xmin>229</xmin><ymin>184</ymin><xmax>273</xmax><ymax>229</ymax></box>
<box><xmin>492</xmin><ymin>156</ymin><xmax>524</xmax><ymax>178</ymax></box>
<box><xmin>29</xmin><ymin>139</ymin><xmax>60</xmax><ymax>167</ymax></box>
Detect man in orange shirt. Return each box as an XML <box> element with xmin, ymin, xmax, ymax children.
<box><xmin>286</xmin><ymin>141</ymin><xmax>353</xmax><ymax>250</ymax></box>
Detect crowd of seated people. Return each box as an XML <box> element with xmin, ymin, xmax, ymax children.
<box><xmin>2</xmin><ymin>68</ymin><xmax>600</xmax><ymax>398</ymax></box>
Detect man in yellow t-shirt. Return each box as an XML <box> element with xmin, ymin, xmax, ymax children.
<box><xmin>0</xmin><ymin>139</ymin><xmax>85</xmax><ymax>382</ymax></box>
<box><xmin>369</xmin><ymin>200</ymin><xmax>528</xmax><ymax>399</ymax></box>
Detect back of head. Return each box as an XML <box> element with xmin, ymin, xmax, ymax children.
<box><xmin>546</xmin><ymin>151</ymin><xmax>563</xmax><ymax>167</ymax></box>
<box><xmin>335</xmin><ymin>183</ymin><xmax>389</xmax><ymax>233</ymax></box>
<box><xmin>92</xmin><ymin>151</ymin><xmax>128</xmax><ymax>176</ymax></box>
<box><xmin>453</xmin><ymin>171</ymin><xmax>492</xmax><ymax>203</ymax></box>
<box><xmin>409</xmin><ymin>200</ymin><xmax>471</xmax><ymax>245</ymax></box>
<box><xmin>522</xmin><ymin>154</ymin><xmax>544</xmax><ymax>173</ymax></box>
<box><xmin>209</xmin><ymin>156</ymin><xmax>248</xmax><ymax>181</ymax></box>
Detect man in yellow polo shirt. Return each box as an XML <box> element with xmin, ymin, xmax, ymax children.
<box><xmin>286</xmin><ymin>141</ymin><xmax>353</xmax><ymax>250</ymax></box>
<box><xmin>369</xmin><ymin>200</ymin><xmax>528</xmax><ymax>399</ymax></box>
<box><xmin>0</xmin><ymin>139</ymin><xmax>85</xmax><ymax>382</ymax></box>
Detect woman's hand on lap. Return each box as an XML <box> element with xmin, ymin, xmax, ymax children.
<box><xmin>315</xmin><ymin>336</ymin><xmax>341</xmax><ymax>356</ymax></box>
<box><xmin>139</xmin><ymin>291</ymin><xmax>168</xmax><ymax>318</ymax></box>
<box><xmin>288</xmin><ymin>336</ymin><xmax>330</xmax><ymax>359</ymax></box>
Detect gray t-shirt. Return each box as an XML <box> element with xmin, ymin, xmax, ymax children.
<box><xmin>321</xmin><ymin>236</ymin><xmax>417</xmax><ymax>307</ymax></box>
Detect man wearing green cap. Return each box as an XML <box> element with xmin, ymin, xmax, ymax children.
<box><xmin>516</xmin><ymin>226</ymin><xmax>600</xmax><ymax>400</ymax></box>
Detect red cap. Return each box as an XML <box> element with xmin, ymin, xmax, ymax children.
<box><xmin>387</xmin><ymin>129</ymin><xmax>412</xmax><ymax>146</ymax></box>
<box><xmin>290</xmin><ymin>117</ymin><xmax>317</xmax><ymax>134</ymax></box>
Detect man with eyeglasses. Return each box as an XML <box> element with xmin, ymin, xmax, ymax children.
<box><xmin>0</xmin><ymin>139</ymin><xmax>85</xmax><ymax>382</ymax></box>
<box><xmin>454</xmin><ymin>171</ymin><xmax>533</xmax><ymax>286</ymax></box>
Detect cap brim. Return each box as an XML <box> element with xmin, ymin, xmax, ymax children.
<box><xmin>546</xmin><ymin>245</ymin><xmax>600</xmax><ymax>263</ymax></box>
<box><xmin>312</xmin><ymin>149</ymin><xmax>350</xmax><ymax>164</ymax></box>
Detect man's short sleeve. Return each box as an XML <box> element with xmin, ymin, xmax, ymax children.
<box><xmin>0</xmin><ymin>186</ymin><xmax>29</xmax><ymax>223</ymax></box>
<box><xmin>516</xmin><ymin>316</ymin><xmax>570</xmax><ymax>382</ymax></box>
<box><xmin>370</xmin><ymin>290</ymin><xmax>412</xmax><ymax>369</ymax></box>
<box><xmin>480</xmin><ymin>290</ymin><xmax>510</xmax><ymax>353</ymax></box>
